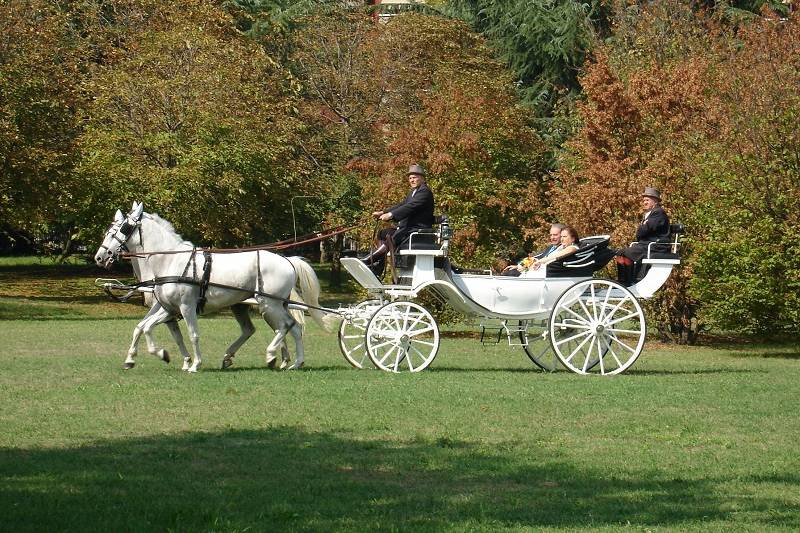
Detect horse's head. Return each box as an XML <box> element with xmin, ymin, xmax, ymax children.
<box><xmin>94</xmin><ymin>201</ymin><xmax>144</xmax><ymax>269</ymax></box>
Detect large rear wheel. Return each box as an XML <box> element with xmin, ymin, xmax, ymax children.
<box><xmin>549</xmin><ymin>279</ymin><xmax>645</xmax><ymax>375</ymax></box>
<box><xmin>366</xmin><ymin>301</ymin><xmax>440</xmax><ymax>373</ymax></box>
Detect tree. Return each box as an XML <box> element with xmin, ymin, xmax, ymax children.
<box><xmin>552</xmin><ymin>0</ymin><xmax>800</xmax><ymax>338</ymax></box>
<box><xmin>75</xmin><ymin>1</ymin><xmax>323</xmax><ymax>245</ymax></box>
<box><xmin>686</xmin><ymin>12</ymin><xmax>800</xmax><ymax>334</ymax></box>
<box><xmin>349</xmin><ymin>14</ymin><xmax>550</xmax><ymax>267</ymax></box>
<box><xmin>0</xmin><ymin>1</ymin><xmax>88</xmax><ymax>241</ymax></box>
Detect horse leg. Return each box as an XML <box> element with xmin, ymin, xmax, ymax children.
<box><xmin>164</xmin><ymin>319</ymin><xmax>190</xmax><ymax>367</ymax></box>
<box><xmin>141</xmin><ymin>308</ymin><xmax>176</xmax><ymax>365</ymax></box>
<box><xmin>287</xmin><ymin>320</ymin><xmax>305</xmax><ymax>370</ymax></box>
<box><xmin>279</xmin><ymin>305</ymin><xmax>304</xmax><ymax>369</ymax></box>
<box><xmin>179</xmin><ymin>304</ymin><xmax>202</xmax><ymax>373</ymax></box>
<box><xmin>222</xmin><ymin>304</ymin><xmax>255</xmax><ymax>370</ymax></box>
<box><xmin>125</xmin><ymin>304</ymin><xmax>163</xmax><ymax>369</ymax></box>
<box><xmin>264</xmin><ymin>309</ymin><xmax>303</xmax><ymax>371</ymax></box>
<box><xmin>264</xmin><ymin>322</ymin><xmax>287</xmax><ymax>369</ymax></box>
<box><xmin>278</xmin><ymin>342</ymin><xmax>291</xmax><ymax>370</ymax></box>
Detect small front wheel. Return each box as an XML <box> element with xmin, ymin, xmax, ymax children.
<box><xmin>338</xmin><ymin>299</ymin><xmax>382</xmax><ymax>369</ymax></box>
<box><xmin>366</xmin><ymin>301</ymin><xmax>440</xmax><ymax>373</ymax></box>
<box><xmin>549</xmin><ymin>279</ymin><xmax>645</xmax><ymax>375</ymax></box>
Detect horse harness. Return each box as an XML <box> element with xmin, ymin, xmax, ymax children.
<box><xmin>104</xmin><ymin>214</ymin><xmax>338</xmax><ymax>318</ymax></box>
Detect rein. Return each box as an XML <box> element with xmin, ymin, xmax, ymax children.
<box><xmin>103</xmin><ymin>276</ymin><xmax>343</xmax><ymax>316</ymax></box>
<box><xmin>120</xmin><ymin>224</ymin><xmax>357</xmax><ymax>259</ymax></box>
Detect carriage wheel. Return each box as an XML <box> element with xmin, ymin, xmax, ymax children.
<box><xmin>366</xmin><ymin>301</ymin><xmax>440</xmax><ymax>373</ymax></box>
<box><xmin>518</xmin><ymin>320</ymin><xmax>559</xmax><ymax>372</ymax></box>
<box><xmin>338</xmin><ymin>299</ymin><xmax>383</xmax><ymax>369</ymax></box>
<box><xmin>549</xmin><ymin>279</ymin><xmax>645</xmax><ymax>375</ymax></box>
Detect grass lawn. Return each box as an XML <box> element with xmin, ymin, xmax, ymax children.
<box><xmin>0</xmin><ymin>257</ymin><xmax>798</xmax><ymax>531</ymax></box>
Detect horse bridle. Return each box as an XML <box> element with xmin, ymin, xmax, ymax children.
<box><xmin>98</xmin><ymin>215</ymin><xmax>143</xmax><ymax>261</ymax></box>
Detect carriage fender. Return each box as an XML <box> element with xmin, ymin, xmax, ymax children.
<box><xmin>411</xmin><ymin>280</ymin><xmax>468</xmax><ymax>304</ymax></box>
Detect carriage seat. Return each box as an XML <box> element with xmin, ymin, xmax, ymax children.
<box><xmin>397</xmin><ymin>215</ymin><xmax>451</xmax><ymax>255</ymax></box>
<box><xmin>641</xmin><ymin>223</ymin><xmax>684</xmax><ymax>260</ymax></box>
<box><xmin>545</xmin><ymin>235</ymin><xmax>616</xmax><ymax>278</ymax></box>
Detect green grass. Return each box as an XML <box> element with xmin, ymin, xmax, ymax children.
<box><xmin>1</xmin><ymin>257</ymin><xmax>799</xmax><ymax>531</ymax></box>
<box><xmin>1</xmin><ymin>316</ymin><xmax>798</xmax><ymax>532</ymax></box>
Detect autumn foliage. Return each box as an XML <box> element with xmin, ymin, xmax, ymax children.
<box><xmin>552</xmin><ymin>1</ymin><xmax>800</xmax><ymax>337</ymax></box>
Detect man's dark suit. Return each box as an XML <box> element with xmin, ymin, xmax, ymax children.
<box><xmin>383</xmin><ymin>183</ymin><xmax>435</xmax><ymax>248</ymax></box>
<box><xmin>623</xmin><ymin>205</ymin><xmax>670</xmax><ymax>262</ymax></box>
<box><xmin>535</xmin><ymin>244</ymin><xmax>559</xmax><ymax>260</ymax></box>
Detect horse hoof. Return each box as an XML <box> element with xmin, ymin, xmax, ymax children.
<box><xmin>123</xmin><ymin>362</ymin><xmax>135</xmax><ymax>370</ymax></box>
<box><xmin>290</xmin><ymin>361</ymin><xmax>305</xmax><ymax>370</ymax></box>
<box><xmin>221</xmin><ymin>357</ymin><xmax>233</xmax><ymax>370</ymax></box>
<box><xmin>279</xmin><ymin>360</ymin><xmax>289</xmax><ymax>370</ymax></box>
<box><xmin>159</xmin><ymin>349</ymin><xmax>170</xmax><ymax>364</ymax></box>
<box><xmin>266</xmin><ymin>357</ymin><xmax>277</xmax><ymax>369</ymax></box>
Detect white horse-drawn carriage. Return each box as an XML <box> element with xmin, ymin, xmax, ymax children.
<box><xmin>337</xmin><ymin>218</ymin><xmax>683</xmax><ymax>375</ymax></box>
<box><xmin>96</xmin><ymin>203</ymin><xmax>682</xmax><ymax>375</ymax></box>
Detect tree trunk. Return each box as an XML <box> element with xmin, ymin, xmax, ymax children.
<box><xmin>319</xmin><ymin>240</ymin><xmax>328</xmax><ymax>263</ymax></box>
<box><xmin>57</xmin><ymin>230</ymin><xmax>75</xmax><ymax>263</ymax></box>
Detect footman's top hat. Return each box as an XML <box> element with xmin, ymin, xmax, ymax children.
<box><xmin>641</xmin><ymin>186</ymin><xmax>661</xmax><ymax>201</ymax></box>
<box><xmin>407</xmin><ymin>164</ymin><xmax>426</xmax><ymax>177</ymax></box>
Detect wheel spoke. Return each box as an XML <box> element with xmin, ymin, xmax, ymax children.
<box><xmin>580</xmin><ymin>336</ymin><xmax>596</xmax><ymax>373</ymax></box>
<box><xmin>606</xmin><ymin>341</ymin><xmax>624</xmax><ymax>368</ymax></box>
<box><xmin>407</xmin><ymin>325</ymin><xmax>435</xmax><ymax>337</ymax></box>
<box><xmin>608</xmin><ymin>327</ymin><xmax>642</xmax><ymax>335</ymax></box>
<box><xmin>589</xmin><ymin>283</ymin><xmax>599</xmax><ymax>321</ymax></box>
<box><xmin>554</xmin><ymin>328</ymin><xmax>592</xmax><ymax>347</ymax></box>
<box><xmin>405</xmin><ymin>312</ymin><xmax>426</xmax><ymax>332</ymax></box>
<box><xmin>565</xmin><ymin>333</ymin><xmax>593</xmax><ymax>363</ymax></box>
<box><xmin>576</xmin><ymin>297</ymin><xmax>595</xmax><ymax>325</ymax></box>
<box><xmin>607</xmin><ymin>309</ymin><xmax>640</xmax><ymax>327</ymax></box>
<box><xmin>598</xmin><ymin>285</ymin><xmax>614</xmax><ymax>323</ymax></box>
<box><xmin>607</xmin><ymin>333</ymin><xmax>636</xmax><ymax>354</ymax></box>
<box><xmin>552</xmin><ymin>320</ymin><xmax>590</xmax><ymax>330</ymax></box>
<box><xmin>560</xmin><ymin>305</ymin><xmax>592</xmax><ymax>325</ymax></box>
<box><xmin>410</xmin><ymin>339</ymin><xmax>436</xmax><ymax>348</ymax></box>
<box><xmin>410</xmin><ymin>344</ymin><xmax>433</xmax><ymax>370</ymax></box>
<box><xmin>370</xmin><ymin>338</ymin><xmax>397</xmax><ymax>351</ymax></box>
<box><xmin>597</xmin><ymin>335</ymin><xmax>607</xmax><ymax>375</ymax></box>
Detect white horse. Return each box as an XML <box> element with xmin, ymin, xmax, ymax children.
<box><xmin>95</xmin><ymin>202</ymin><xmax>334</xmax><ymax>372</ymax></box>
<box><xmin>101</xmin><ymin>208</ymin><xmax>309</xmax><ymax>370</ymax></box>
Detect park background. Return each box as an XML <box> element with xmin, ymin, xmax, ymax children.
<box><xmin>1</xmin><ymin>1</ymin><xmax>799</xmax><ymax>530</ymax></box>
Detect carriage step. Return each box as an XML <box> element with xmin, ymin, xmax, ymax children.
<box><xmin>479</xmin><ymin>323</ymin><xmax>504</xmax><ymax>345</ymax></box>
<box><xmin>479</xmin><ymin>321</ymin><xmax>531</xmax><ymax>346</ymax></box>
<box><xmin>503</xmin><ymin>321</ymin><xmax>530</xmax><ymax>347</ymax></box>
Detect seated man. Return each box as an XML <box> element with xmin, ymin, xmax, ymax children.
<box><xmin>520</xmin><ymin>225</ymin><xmax>581</xmax><ymax>277</ymax></box>
<box><xmin>616</xmin><ymin>187</ymin><xmax>670</xmax><ymax>285</ymax></box>
<box><xmin>360</xmin><ymin>164</ymin><xmax>435</xmax><ymax>275</ymax></box>
<box><xmin>502</xmin><ymin>223</ymin><xmax>566</xmax><ymax>277</ymax></box>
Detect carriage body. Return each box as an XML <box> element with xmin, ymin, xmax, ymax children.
<box><xmin>339</xmin><ymin>222</ymin><xmax>683</xmax><ymax>375</ymax></box>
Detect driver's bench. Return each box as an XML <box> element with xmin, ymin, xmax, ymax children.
<box><xmin>394</xmin><ymin>215</ymin><xmax>452</xmax><ymax>285</ymax></box>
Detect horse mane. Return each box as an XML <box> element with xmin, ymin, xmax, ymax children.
<box><xmin>144</xmin><ymin>212</ymin><xmax>194</xmax><ymax>248</ymax></box>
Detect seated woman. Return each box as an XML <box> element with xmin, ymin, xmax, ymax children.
<box><xmin>520</xmin><ymin>226</ymin><xmax>580</xmax><ymax>278</ymax></box>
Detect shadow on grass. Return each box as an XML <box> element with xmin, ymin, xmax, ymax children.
<box><xmin>623</xmin><ymin>368</ymin><xmax>767</xmax><ymax>376</ymax></box>
<box><xmin>1</xmin><ymin>427</ymin><xmax>796</xmax><ymax>532</ymax></box>
<box><xmin>756</xmin><ymin>352</ymin><xmax>800</xmax><ymax>360</ymax></box>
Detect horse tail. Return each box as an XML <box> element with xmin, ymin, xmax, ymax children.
<box><xmin>287</xmin><ymin>256</ymin><xmax>337</xmax><ymax>333</ymax></box>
